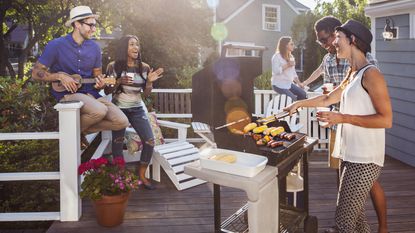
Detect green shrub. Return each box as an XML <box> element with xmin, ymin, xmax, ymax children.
<box><xmin>254</xmin><ymin>70</ymin><xmax>272</xmax><ymax>90</ymax></box>
<box><xmin>176</xmin><ymin>65</ymin><xmax>201</xmax><ymax>88</ymax></box>
<box><xmin>0</xmin><ymin>76</ymin><xmax>58</xmax><ymax>132</ymax></box>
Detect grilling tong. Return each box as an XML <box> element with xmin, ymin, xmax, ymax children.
<box><xmin>215</xmin><ymin>110</ymin><xmax>296</xmax><ymax>130</ymax></box>
<box><xmin>256</xmin><ymin>111</ymin><xmax>294</xmax><ymax>125</ymax></box>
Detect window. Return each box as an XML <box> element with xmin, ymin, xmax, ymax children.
<box><xmin>262</xmin><ymin>4</ymin><xmax>280</xmax><ymax>31</ymax></box>
<box><xmin>224</xmin><ymin>42</ymin><xmax>263</xmax><ymax>57</ymax></box>
<box><xmin>292</xmin><ymin>47</ymin><xmax>304</xmax><ymax>72</ymax></box>
<box><xmin>225</xmin><ymin>48</ymin><xmax>260</xmax><ymax>57</ymax></box>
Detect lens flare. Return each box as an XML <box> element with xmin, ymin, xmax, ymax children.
<box><xmin>225</xmin><ymin>107</ymin><xmax>251</xmax><ymax>134</ymax></box>
<box><xmin>212</xmin><ymin>57</ymin><xmax>240</xmax><ymax>82</ymax></box>
<box><xmin>211</xmin><ymin>23</ymin><xmax>228</xmax><ymax>41</ymax></box>
<box><xmin>220</xmin><ymin>79</ymin><xmax>242</xmax><ymax>99</ymax></box>
<box><xmin>224</xmin><ymin>97</ymin><xmax>248</xmax><ymax>114</ymax></box>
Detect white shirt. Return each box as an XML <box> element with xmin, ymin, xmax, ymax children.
<box><xmin>332</xmin><ymin>65</ymin><xmax>385</xmax><ymax>167</ymax></box>
<box><xmin>271</xmin><ymin>53</ymin><xmax>297</xmax><ymax>89</ymax></box>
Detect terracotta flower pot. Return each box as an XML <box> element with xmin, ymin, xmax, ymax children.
<box><xmin>92</xmin><ymin>192</ymin><xmax>130</xmax><ymax>227</ymax></box>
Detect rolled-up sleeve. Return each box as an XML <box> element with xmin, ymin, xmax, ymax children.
<box><xmin>272</xmin><ymin>54</ymin><xmax>283</xmax><ymax>75</ymax></box>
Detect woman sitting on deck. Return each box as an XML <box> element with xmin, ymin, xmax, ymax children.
<box><xmin>105</xmin><ymin>35</ymin><xmax>164</xmax><ymax>190</ymax></box>
<box><xmin>285</xmin><ymin>20</ymin><xmax>392</xmax><ymax>233</ymax></box>
<box><xmin>271</xmin><ymin>36</ymin><xmax>306</xmax><ymax>101</ymax></box>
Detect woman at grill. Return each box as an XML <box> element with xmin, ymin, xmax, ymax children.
<box><xmin>105</xmin><ymin>35</ymin><xmax>163</xmax><ymax>190</ymax></box>
<box><xmin>271</xmin><ymin>36</ymin><xmax>306</xmax><ymax>101</ymax></box>
<box><xmin>284</xmin><ymin>20</ymin><xmax>392</xmax><ymax>233</ymax></box>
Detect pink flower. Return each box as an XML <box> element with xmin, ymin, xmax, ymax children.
<box><xmin>78</xmin><ymin>156</ymin><xmax>138</xmax><ymax>200</ymax></box>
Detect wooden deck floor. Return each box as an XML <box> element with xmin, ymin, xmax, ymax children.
<box><xmin>47</xmin><ymin>153</ymin><xmax>415</xmax><ymax>233</ymax></box>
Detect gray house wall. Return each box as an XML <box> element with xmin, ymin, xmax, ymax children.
<box><xmin>374</xmin><ymin>14</ymin><xmax>415</xmax><ymax>166</ymax></box>
<box><xmin>221</xmin><ymin>0</ymin><xmax>300</xmax><ymax>72</ymax></box>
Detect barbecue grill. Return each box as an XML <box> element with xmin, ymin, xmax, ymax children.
<box><xmin>192</xmin><ymin>56</ymin><xmax>262</xmax><ymax>129</ymax></box>
<box><xmin>217</xmin><ymin>119</ymin><xmax>318</xmax><ymax>233</ymax></box>
<box><xmin>190</xmin><ymin>53</ymin><xmax>318</xmax><ymax>233</ymax></box>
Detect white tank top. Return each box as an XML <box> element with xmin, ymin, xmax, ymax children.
<box><xmin>332</xmin><ymin>64</ymin><xmax>385</xmax><ymax>167</ymax></box>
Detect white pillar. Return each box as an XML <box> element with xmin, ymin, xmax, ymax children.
<box><xmin>54</xmin><ymin>101</ymin><xmax>84</xmax><ymax>221</ymax></box>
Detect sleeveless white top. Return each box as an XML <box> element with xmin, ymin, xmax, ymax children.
<box><xmin>332</xmin><ymin>64</ymin><xmax>385</xmax><ymax>167</ymax></box>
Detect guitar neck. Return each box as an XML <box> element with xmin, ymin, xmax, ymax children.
<box><xmin>80</xmin><ymin>78</ymin><xmax>96</xmax><ymax>84</ymax></box>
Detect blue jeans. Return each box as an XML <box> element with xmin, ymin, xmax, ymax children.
<box><xmin>272</xmin><ymin>84</ymin><xmax>307</xmax><ymax>101</ymax></box>
<box><xmin>112</xmin><ymin>106</ymin><xmax>154</xmax><ymax>164</ymax></box>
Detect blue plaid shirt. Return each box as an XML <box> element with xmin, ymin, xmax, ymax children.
<box><xmin>322</xmin><ymin>52</ymin><xmax>378</xmax><ymax>85</ymax></box>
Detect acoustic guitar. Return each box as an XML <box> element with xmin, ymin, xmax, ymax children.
<box><xmin>52</xmin><ymin>72</ymin><xmax>116</xmax><ymax>92</ymax></box>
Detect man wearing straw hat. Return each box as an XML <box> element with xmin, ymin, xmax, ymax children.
<box><xmin>32</xmin><ymin>6</ymin><xmax>128</xmax><ymax>149</ymax></box>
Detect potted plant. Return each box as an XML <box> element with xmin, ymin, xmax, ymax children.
<box><xmin>78</xmin><ymin>157</ymin><xmax>139</xmax><ymax>227</ymax></box>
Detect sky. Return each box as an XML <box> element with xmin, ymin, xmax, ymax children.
<box><xmin>296</xmin><ymin>0</ymin><xmax>334</xmax><ymax>10</ymax></box>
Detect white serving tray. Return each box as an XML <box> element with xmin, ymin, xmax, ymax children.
<box><xmin>199</xmin><ymin>148</ymin><xmax>268</xmax><ymax>177</ymax></box>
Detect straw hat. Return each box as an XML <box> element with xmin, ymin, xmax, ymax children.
<box><xmin>65</xmin><ymin>6</ymin><xmax>99</xmax><ymax>27</ymax></box>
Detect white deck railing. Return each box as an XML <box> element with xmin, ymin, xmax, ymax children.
<box><xmin>0</xmin><ymin>101</ymin><xmax>111</xmax><ymax>222</ymax></box>
<box><xmin>151</xmin><ymin>89</ymin><xmax>328</xmax><ymax>149</ymax></box>
<box><xmin>0</xmin><ymin>89</ymin><xmax>328</xmax><ymax>222</ymax></box>
<box><xmin>152</xmin><ymin>89</ymin><xmax>278</xmax><ymax>119</ymax></box>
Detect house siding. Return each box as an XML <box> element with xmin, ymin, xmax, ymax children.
<box><xmin>375</xmin><ymin>15</ymin><xmax>415</xmax><ymax>166</ymax></box>
<box><xmin>222</xmin><ymin>0</ymin><xmax>300</xmax><ymax>72</ymax></box>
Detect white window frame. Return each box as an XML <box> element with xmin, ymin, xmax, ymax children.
<box><xmin>262</xmin><ymin>4</ymin><xmax>281</xmax><ymax>32</ymax></box>
<box><xmin>411</xmin><ymin>12</ymin><xmax>415</xmax><ymax>39</ymax></box>
<box><xmin>224</xmin><ymin>41</ymin><xmax>262</xmax><ymax>57</ymax></box>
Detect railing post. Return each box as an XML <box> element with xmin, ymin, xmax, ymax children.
<box><xmin>101</xmin><ymin>130</ymin><xmax>112</xmax><ymax>154</ymax></box>
<box><xmin>299</xmin><ymin>108</ymin><xmax>308</xmax><ymax>134</ymax></box>
<box><xmin>101</xmin><ymin>93</ymin><xmax>113</xmax><ymax>154</ymax></box>
<box><xmin>254</xmin><ymin>92</ymin><xmax>262</xmax><ymax>116</ymax></box>
<box><xmin>54</xmin><ymin>101</ymin><xmax>84</xmax><ymax>221</ymax></box>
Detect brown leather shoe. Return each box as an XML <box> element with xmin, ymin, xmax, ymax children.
<box><xmin>324</xmin><ymin>226</ymin><xmax>339</xmax><ymax>233</ymax></box>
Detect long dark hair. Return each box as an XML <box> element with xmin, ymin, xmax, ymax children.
<box><xmin>113</xmin><ymin>35</ymin><xmax>145</xmax><ymax>79</ymax></box>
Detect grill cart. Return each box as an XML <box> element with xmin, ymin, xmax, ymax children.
<box><xmin>185</xmin><ymin>120</ymin><xmax>318</xmax><ymax>233</ymax></box>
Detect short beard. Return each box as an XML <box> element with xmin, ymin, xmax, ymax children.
<box><xmin>80</xmin><ymin>31</ymin><xmax>91</xmax><ymax>40</ymax></box>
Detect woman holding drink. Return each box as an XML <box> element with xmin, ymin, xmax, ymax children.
<box><xmin>271</xmin><ymin>36</ymin><xmax>306</xmax><ymax>100</ymax></box>
<box><xmin>285</xmin><ymin>20</ymin><xmax>392</xmax><ymax>233</ymax></box>
<box><xmin>105</xmin><ymin>35</ymin><xmax>163</xmax><ymax>190</ymax></box>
